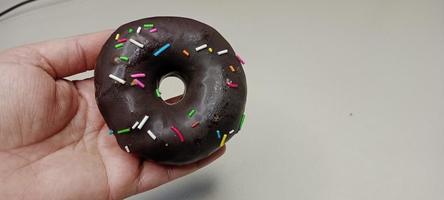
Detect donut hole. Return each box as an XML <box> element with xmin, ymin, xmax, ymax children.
<box><xmin>159</xmin><ymin>75</ymin><xmax>186</xmax><ymax>105</ymax></box>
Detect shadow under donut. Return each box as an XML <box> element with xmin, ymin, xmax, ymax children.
<box><xmin>140</xmin><ymin>174</ymin><xmax>219</xmax><ymax>200</ymax></box>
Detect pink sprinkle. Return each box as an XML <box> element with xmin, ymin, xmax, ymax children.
<box><xmin>171</xmin><ymin>126</ymin><xmax>185</xmax><ymax>142</ymax></box>
<box><xmin>226</xmin><ymin>79</ymin><xmax>239</xmax><ymax>88</ymax></box>
<box><xmin>236</xmin><ymin>54</ymin><xmax>245</xmax><ymax>64</ymax></box>
<box><xmin>149</xmin><ymin>28</ymin><xmax>158</xmax><ymax>33</ymax></box>
<box><xmin>117</xmin><ymin>38</ymin><xmax>128</xmax><ymax>43</ymax></box>
<box><xmin>131</xmin><ymin>73</ymin><xmax>146</xmax><ymax>78</ymax></box>
<box><xmin>227</xmin><ymin>82</ymin><xmax>239</xmax><ymax>88</ymax></box>
<box><xmin>133</xmin><ymin>79</ymin><xmax>145</xmax><ymax>88</ymax></box>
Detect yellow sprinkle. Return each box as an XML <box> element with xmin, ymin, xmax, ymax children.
<box><xmin>219</xmin><ymin>134</ymin><xmax>228</xmax><ymax>147</ymax></box>
<box><xmin>229</xmin><ymin>65</ymin><xmax>236</xmax><ymax>72</ymax></box>
<box><xmin>208</xmin><ymin>48</ymin><xmax>213</xmax><ymax>53</ymax></box>
<box><xmin>115</xmin><ymin>33</ymin><xmax>120</xmax><ymax>40</ymax></box>
<box><xmin>131</xmin><ymin>79</ymin><xmax>137</xmax><ymax>86</ymax></box>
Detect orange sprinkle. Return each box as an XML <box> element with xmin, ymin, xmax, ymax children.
<box><xmin>182</xmin><ymin>49</ymin><xmax>190</xmax><ymax>56</ymax></box>
<box><xmin>191</xmin><ymin>121</ymin><xmax>200</xmax><ymax>128</ymax></box>
<box><xmin>229</xmin><ymin>65</ymin><xmax>236</xmax><ymax>72</ymax></box>
<box><xmin>130</xmin><ymin>79</ymin><xmax>137</xmax><ymax>86</ymax></box>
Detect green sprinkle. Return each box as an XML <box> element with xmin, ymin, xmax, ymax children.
<box><xmin>115</xmin><ymin>43</ymin><xmax>124</xmax><ymax>49</ymax></box>
<box><xmin>239</xmin><ymin>114</ymin><xmax>246</xmax><ymax>130</ymax></box>
<box><xmin>188</xmin><ymin>109</ymin><xmax>196</xmax><ymax>118</ymax></box>
<box><xmin>117</xmin><ymin>128</ymin><xmax>130</xmax><ymax>134</ymax></box>
<box><xmin>119</xmin><ymin>56</ymin><xmax>129</xmax><ymax>62</ymax></box>
<box><xmin>155</xmin><ymin>88</ymin><xmax>161</xmax><ymax>97</ymax></box>
<box><xmin>128</xmin><ymin>28</ymin><xmax>133</xmax><ymax>33</ymax></box>
<box><xmin>143</xmin><ymin>23</ymin><xmax>154</xmax><ymax>29</ymax></box>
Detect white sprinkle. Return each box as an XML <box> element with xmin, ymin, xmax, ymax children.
<box><xmin>136</xmin><ymin>26</ymin><xmax>142</xmax><ymax>34</ymax></box>
<box><xmin>129</xmin><ymin>38</ymin><xmax>144</xmax><ymax>48</ymax></box>
<box><xmin>108</xmin><ymin>74</ymin><xmax>126</xmax><ymax>84</ymax></box>
<box><xmin>217</xmin><ymin>49</ymin><xmax>228</xmax><ymax>55</ymax></box>
<box><xmin>137</xmin><ymin>115</ymin><xmax>149</xmax><ymax>129</ymax></box>
<box><xmin>131</xmin><ymin>121</ymin><xmax>139</xmax><ymax>129</ymax></box>
<box><xmin>229</xmin><ymin>129</ymin><xmax>235</xmax><ymax>134</ymax></box>
<box><xmin>147</xmin><ymin>130</ymin><xmax>157</xmax><ymax>140</ymax></box>
<box><xmin>125</xmin><ymin>145</ymin><xmax>130</xmax><ymax>153</ymax></box>
<box><xmin>195</xmin><ymin>44</ymin><xmax>208</xmax><ymax>51</ymax></box>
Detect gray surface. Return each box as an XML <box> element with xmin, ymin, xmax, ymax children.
<box><xmin>1</xmin><ymin>0</ymin><xmax>444</xmax><ymax>199</ymax></box>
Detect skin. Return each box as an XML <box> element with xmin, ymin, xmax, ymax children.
<box><xmin>0</xmin><ymin>31</ymin><xmax>225</xmax><ymax>200</ymax></box>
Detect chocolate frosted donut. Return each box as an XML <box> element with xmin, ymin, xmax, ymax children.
<box><xmin>94</xmin><ymin>17</ymin><xmax>247</xmax><ymax>165</ymax></box>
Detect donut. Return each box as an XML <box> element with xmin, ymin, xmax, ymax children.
<box><xmin>94</xmin><ymin>17</ymin><xmax>247</xmax><ymax>165</ymax></box>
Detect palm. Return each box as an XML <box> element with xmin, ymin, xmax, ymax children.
<box><xmin>0</xmin><ymin>32</ymin><xmax>224</xmax><ymax>199</ymax></box>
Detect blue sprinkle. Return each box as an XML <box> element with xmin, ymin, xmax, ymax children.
<box><xmin>216</xmin><ymin>130</ymin><xmax>221</xmax><ymax>139</ymax></box>
<box><xmin>153</xmin><ymin>43</ymin><xmax>171</xmax><ymax>56</ymax></box>
<box><xmin>108</xmin><ymin>129</ymin><xmax>114</xmax><ymax>135</ymax></box>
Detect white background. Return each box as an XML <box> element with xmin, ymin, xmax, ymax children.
<box><xmin>1</xmin><ymin>0</ymin><xmax>444</xmax><ymax>199</ymax></box>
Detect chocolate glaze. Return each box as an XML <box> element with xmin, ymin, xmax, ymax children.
<box><xmin>95</xmin><ymin>17</ymin><xmax>247</xmax><ymax>165</ymax></box>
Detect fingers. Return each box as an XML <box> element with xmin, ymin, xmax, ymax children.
<box><xmin>3</xmin><ymin>30</ymin><xmax>112</xmax><ymax>78</ymax></box>
<box><xmin>135</xmin><ymin>147</ymin><xmax>226</xmax><ymax>194</ymax></box>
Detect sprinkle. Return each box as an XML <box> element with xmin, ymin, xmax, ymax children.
<box><xmin>239</xmin><ymin>114</ymin><xmax>245</xmax><ymax>129</ymax></box>
<box><xmin>229</xmin><ymin>129</ymin><xmax>235</xmax><ymax>134</ymax></box>
<box><xmin>155</xmin><ymin>88</ymin><xmax>161</xmax><ymax>97</ymax></box>
<box><xmin>128</xmin><ymin>28</ymin><xmax>133</xmax><ymax>33</ymax></box>
<box><xmin>115</xmin><ymin>43</ymin><xmax>124</xmax><ymax>49</ymax></box>
<box><xmin>187</xmin><ymin>109</ymin><xmax>196</xmax><ymax>118</ymax></box>
<box><xmin>130</xmin><ymin>79</ymin><xmax>137</xmax><ymax>86</ymax></box>
<box><xmin>131</xmin><ymin>73</ymin><xmax>146</xmax><ymax>78</ymax></box>
<box><xmin>133</xmin><ymin>79</ymin><xmax>145</xmax><ymax>88</ymax></box>
<box><xmin>229</xmin><ymin>65</ymin><xmax>236</xmax><ymax>72</ymax></box>
<box><xmin>129</xmin><ymin>39</ymin><xmax>144</xmax><ymax>48</ymax></box>
<box><xmin>137</xmin><ymin>115</ymin><xmax>149</xmax><ymax>129</ymax></box>
<box><xmin>171</xmin><ymin>126</ymin><xmax>185</xmax><ymax>142</ymax></box>
<box><xmin>137</xmin><ymin>26</ymin><xmax>142</xmax><ymax>33</ymax></box>
<box><xmin>108</xmin><ymin>129</ymin><xmax>114</xmax><ymax>135</ymax></box>
<box><xmin>216</xmin><ymin>130</ymin><xmax>221</xmax><ymax>139</ymax></box>
<box><xmin>108</xmin><ymin>74</ymin><xmax>126</xmax><ymax>84</ymax></box>
<box><xmin>149</xmin><ymin>28</ymin><xmax>158</xmax><ymax>33</ymax></box>
<box><xmin>147</xmin><ymin>130</ymin><xmax>157</xmax><ymax>140</ymax></box>
<box><xmin>236</xmin><ymin>54</ymin><xmax>245</xmax><ymax>64</ymax></box>
<box><xmin>153</xmin><ymin>43</ymin><xmax>171</xmax><ymax>56</ymax></box>
<box><xmin>217</xmin><ymin>49</ymin><xmax>228</xmax><ymax>55</ymax></box>
<box><xmin>227</xmin><ymin>82</ymin><xmax>238</xmax><ymax>88</ymax></box>
<box><xmin>131</xmin><ymin>121</ymin><xmax>139</xmax><ymax>129</ymax></box>
<box><xmin>219</xmin><ymin>134</ymin><xmax>228</xmax><ymax>147</ymax></box>
<box><xmin>182</xmin><ymin>49</ymin><xmax>190</xmax><ymax>56</ymax></box>
<box><xmin>125</xmin><ymin>145</ymin><xmax>130</xmax><ymax>153</ymax></box>
<box><xmin>119</xmin><ymin>56</ymin><xmax>129</xmax><ymax>62</ymax></box>
<box><xmin>226</xmin><ymin>79</ymin><xmax>238</xmax><ymax>88</ymax></box>
<box><xmin>143</xmin><ymin>23</ymin><xmax>154</xmax><ymax>29</ymax></box>
<box><xmin>191</xmin><ymin>121</ymin><xmax>200</xmax><ymax>128</ymax></box>
<box><xmin>117</xmin><ymin>128</ymin><xmax>130</xmax><ymax>134</ymax></box>
<box><xmin>195</xmin><ymin>44</ymin><xmax>208</xmax><ymax>51</ymax></box>
<box><xmin>208</xmin><ymin>48</ymin><xmax>213</xmax><ymax>53</ymax></box>
<box><xmin>115</xmin><ymin>33</ymin><xmax>120</xmax><ymax>40</ymax></box>
<box><xmin>117</xmin><ymin>38</ymin><xmax>127</xmax><ymax>43</ymax></box>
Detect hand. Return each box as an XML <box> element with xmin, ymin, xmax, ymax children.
<box><xmin>0</xmin><ymin>31</ymin><xmax>225</xmax><ymax>199</ymax></box>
